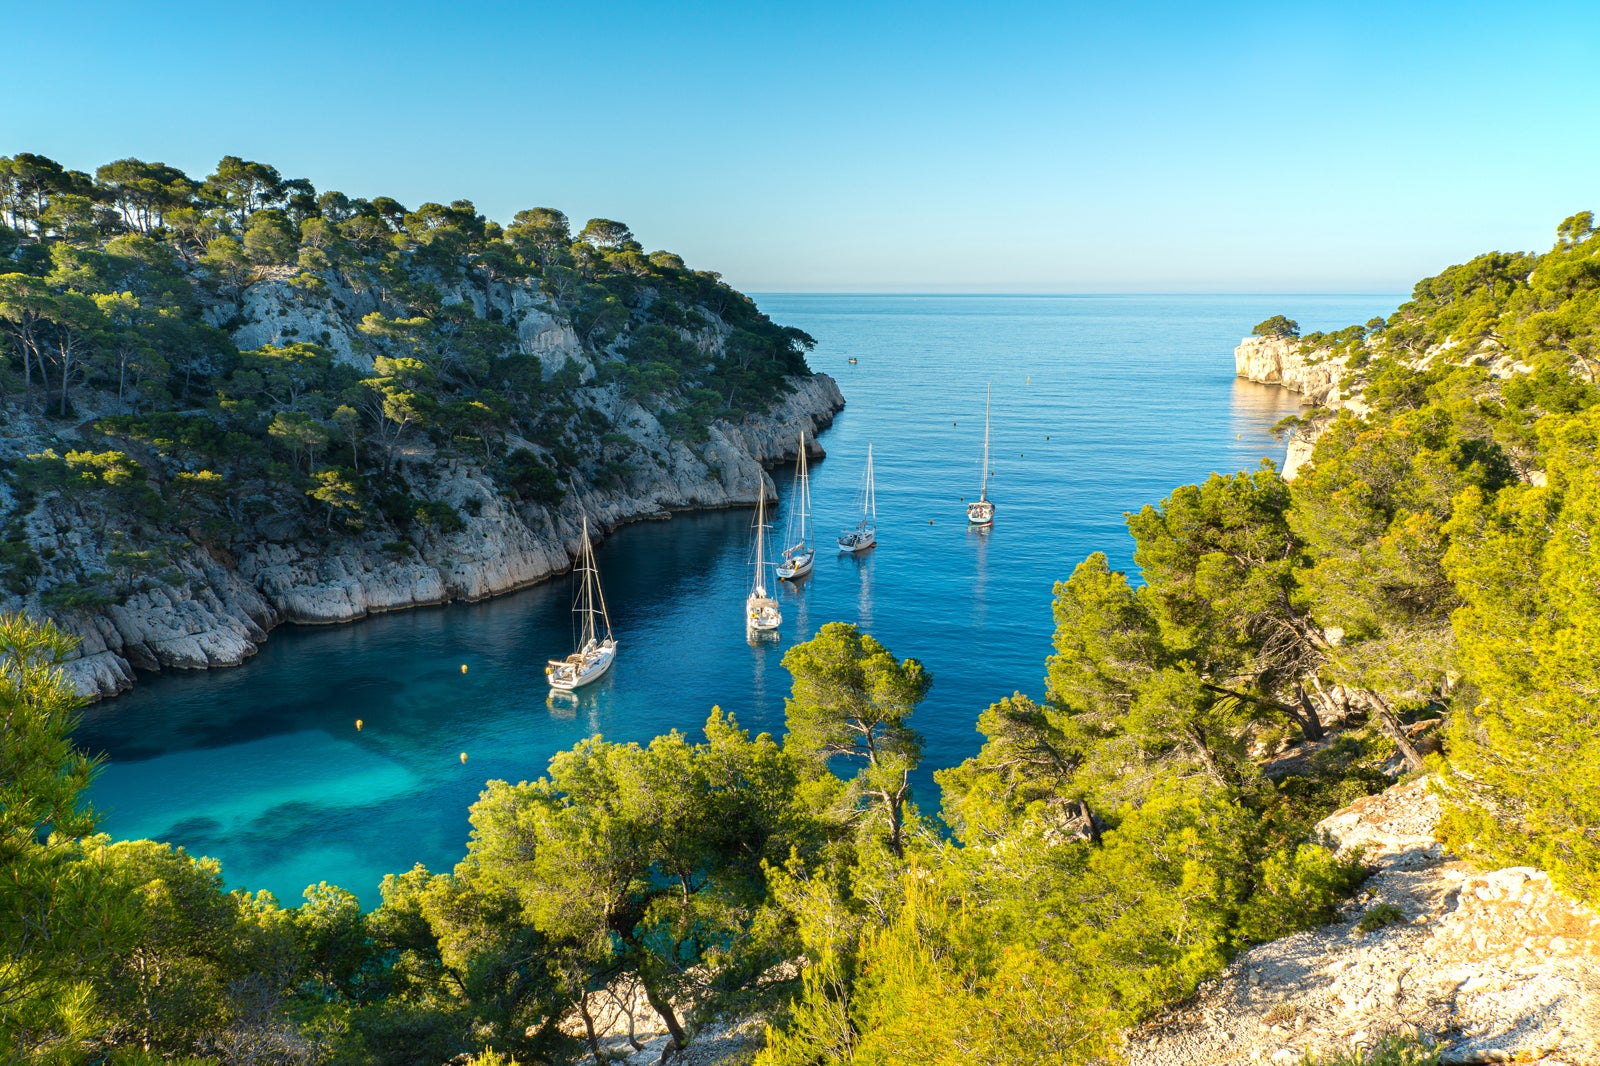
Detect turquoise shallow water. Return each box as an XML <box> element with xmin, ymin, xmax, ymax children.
<box><xmin>75</xmin><ymin>294</ymin><xmax>1399</xmax><ymax>906</ymax></box>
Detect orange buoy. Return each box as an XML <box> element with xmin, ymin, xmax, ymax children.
<box><xmin>355</xmin><ymin>719</ymin><xmax>363</xmax><ymax>731</ymax></box>
<box><xmin>460</xmin><ymin>752</ymin><xmax>468</xmax><ymax>764</ymax></box>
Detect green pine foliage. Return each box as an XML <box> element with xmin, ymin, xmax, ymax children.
<box><xmin>0</xmin><ymin>151</ymin><xmax>815</xmax><ymax>611</ymax></box>
<box><xmin>3</xmin><ymin>208</ymin><xmax>1598</xmax><ymax>1063</ymax></box>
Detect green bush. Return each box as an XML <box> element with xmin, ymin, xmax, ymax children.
<box><xmin>1252</xmin><ymin>314</ymin><xmax>1300</xmax><ymax>339</ymax></box>
<box><xmin>412</xmin><ymin>500</ymin><xmax>464</xmax><ymax>534</ymax></box>
<box><xmin>1355</xmin><ymin>902</ymin><xmax>1406</xmax><ymax>934</ymax></box>
<box><xmin>499</xmin><ymin>449</ymin><xmax>564</xmax><ymax>506</ymax></box>
<box><xmin>1301</xmin><ymin>1032</ymin><xmax>1439</xmax><ymax>1065</ymax></box>
<box><xmin>1236</xmin><ymin>844</ymin><xmax>1365</xmax><ymax>944</ymax></box>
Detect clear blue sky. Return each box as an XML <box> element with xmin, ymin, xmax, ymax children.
<box><xmin>5</xmin><ymin>1</ymin><xmax>1596</xmax><ymax>292</ymax></box>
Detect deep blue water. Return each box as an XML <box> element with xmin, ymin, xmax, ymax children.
<box><xmin>75</xmin><ymin>294</ymin><xmax>1400</xmax><ymax>906</ymax></box>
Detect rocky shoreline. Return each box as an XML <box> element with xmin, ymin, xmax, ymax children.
<box><xmin>38</xmin><ymin>373</ymin><xmax>844</xmax><ymax>701</ymax></box>
<box><xmin>1235</xmin><ymin>332</ymin><xmax>1535</xmax><ymax>480</ymax></box>
<box><xmin>1233</xmin><ymin>336</ymin><xmax>1366</xmax><ymax>479</ymax></box>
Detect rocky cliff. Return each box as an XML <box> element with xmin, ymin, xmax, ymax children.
<box><xmin>22</xmin><ymin>371</ymin><xmax>842</xmax><ymax>701</ymax></box>
<box><xmin>1235</xmin><ymin>333</ymin><xmax>1535</xmax><ymax>480</ymax></box>
<box><xmin>0</xmin><ymin>248</ymin><xmax>844</xmax><ymax>699</ymax></box>
<box><xmin>1233</xmin><ymin>336</ymin><xmax>1367</xmax><ymax>479</ymax></box>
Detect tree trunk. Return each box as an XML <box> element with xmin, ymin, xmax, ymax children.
<box><xmin>1293</xmin><ymin>682</ymin><xmax>1326</xmax><ymax>740</ymax></box>
<box><xmin>1185</xmin><ymin>724</ymin><xmax>1230</xmax><ymax>788</ymax></box>
<box><xmin>887</xmin><ymin>784</ymin><xmax>905</xmax><ymax>860</ymax></box>
<box><xmin>577</xmin><ymin>993</ymin><xmax>608</xmax><ymax>1064</ymax></box>
<box><xmin>639</xmin><ymin>969</ymin><xmax>687</xmax><ymax>1056</ymax></box>
<box><xmin>1365</xmin><ymin>690</ymin><xmax>1427</xmax><ymax>773</ymax></box>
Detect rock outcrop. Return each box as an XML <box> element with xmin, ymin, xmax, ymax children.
<box><xmin>1234</xmin><ymin>336</ymin><xmax>1352</xmax><ymax>410</ymax></box>
<box><xmin>1125</xmin><ymin>777</ymin><xmax>1600</xmax><ymax>1065</ymax></box>
<box><xmin>9</xmin><ymin>372</ymin><xmax>843</xmax><ymax>700</ymax></box>
<box><xmin>1233</xmin><ymin>337</ymin><xmax>1367</xmax><ymax>479</ymax></box>
<box><xmin>1235</xmin><ymin>333</ymin><xmax>1538</xmax><ymax>480</ymax></box>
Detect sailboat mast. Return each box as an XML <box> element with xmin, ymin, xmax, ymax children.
<box><xmin>577</xmin><ymin>517</ymin><xmax>596</xmax><ymax>646</ymax></box>
<box><xmin>867</xmin><ymin>443</ymin><xmax>876</xmax><ymax>523</ymax></box>
<box><xmin>754</xmin><ymin>494</ymin><xmax>766</xmax><ymax>591</ymax></box>
<box><xmin>981</xmin><ymin>383</ymin><xmax>991</xmax><ymax>502</ymax></box>
<box><xmin>795</xmin><ymin>431</ymin><xmax>808</xmax><ymax>550</ymax></box>
<box><xmin>589</xmin><ymin>522</ymin><xmax>613</xmax><ymax>642</ymax></box>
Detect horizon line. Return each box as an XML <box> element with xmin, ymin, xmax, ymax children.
<box><xmin>746</xmin><ymin>290</ymin><xmax>1410</xmax><ymax>298</ymax></box>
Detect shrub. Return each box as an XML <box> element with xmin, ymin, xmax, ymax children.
<box><xmin>1355</xmin><ymin>903</ymin><xmax>1406</xmax><ymax>934</ymax></box>
<box><xmin>1252</xmin><ymin>315</ymin><xmax>1300</xmax><ymax>339</ymax></box>
<box><xmin>1301</xmin><ymin>1032</ymin><xmax>1439</xmax><ymax>1064</ymax></box>
<box><xmin>412</xmin><ymin>500</ymin><xmax>464</xmax><ymax>534</ymax></box>
<box><xmin>1236</xmin><ymin>844</ymin><xmax>1365</xmax><ymax>944</ymax></box>
<box><xmin>500</xmin><ymin>449</ymin><xmax>564</xmax><ymax>507</ymax></box>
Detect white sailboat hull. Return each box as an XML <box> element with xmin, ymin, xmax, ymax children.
<box><xmin>967</xmin><ymin>500</ymin><xmax>994</xmax><ymax>525</ymax></box>
<box><xmin>776</xmin><ymin>549</ymin><xmax>814</xmax><ymax>579</ymax></box>
<box><xmin>547</xmin><ymin>638</ymin><xmax>617</xmax><ymax>690</ymax></box>
<box><xmin>746</xmin><ymin>592</ymin><xmax>782</xmax><ymax>631</ymax></box>
<box><xmin>837</xmin><ymin>527</ymin><xmax>876</xmax><ymax>553</ymax></box>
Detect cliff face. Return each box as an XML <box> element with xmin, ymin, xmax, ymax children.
<box><xmin>32</xmin><ymin>372</ymin><xmax>842</xmax><ymax>700</ymax></box>
<box><xmin>1234</xmin><ymin>336</ymin><xmax>1352</xmax><ymax>409</ymax></box>
<box><xmin>1234</xmin><ymin>336</ymin><xmax>1367</xmax><ymax>479</ymax></box>
<box><xmin>0</xmin><ymin>251</ymin><xmax>844</xmax><ymax>700</ymax></box>
<box><xmin>1236</xmin><ymin>333</ymin><xmax>1536</xmax><ymax>479</ymax></box>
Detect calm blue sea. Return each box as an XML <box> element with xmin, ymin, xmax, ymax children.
<box><xmin>75</xmin><ymin>294</ymin><xmax>1399</xmax><ymax>906</ymax></box>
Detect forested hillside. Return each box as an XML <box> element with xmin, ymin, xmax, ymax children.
<box><xmin>3</xmin><ymin>206</ymin><xmax>1597</xmax><ymax>1065</ymax></box>
<box><xmin>0</xmin><ymin>153</ymin><xmax>833</xmax><ymax>694</ymax></box>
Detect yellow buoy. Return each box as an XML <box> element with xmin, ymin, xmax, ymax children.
<box><xmin>460</xmin><ymin>664</ymin><xmax>468</xmax><ymax>674</ymax></box>
<box><xmin>929</xmin><ymin>519</ymin><xmax>934</xmax><ymax>525</ymax></box>
<box><xmin>460</xmin><ymin>752</ymin><xmax>468</xmax><ymax>764</ymax></box>
<box><xmin>1027</xmin><ymin>375</ymin><xmax>1031</xmax><ymax>384</ymax></box>
<box><xmin>355</xmin><ymin>719</ymin><xmax>363</xmax><ymax>731</ymax></box>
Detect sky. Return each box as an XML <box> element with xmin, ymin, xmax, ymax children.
<box><xmin>4</xmin><ymin>0</ymin><xmax>1597</xmax><ymax>292</ymax></box>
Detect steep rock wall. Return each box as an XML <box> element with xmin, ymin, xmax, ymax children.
<box><xmin>1235</xmin><ymin>336</ymin><xmax>1365</xmax><ymax>479</ymax></box>
<box><xmin>24</xmin><ymin>373</ymin><xmax>842</xmax><ymax>700</ymax></box>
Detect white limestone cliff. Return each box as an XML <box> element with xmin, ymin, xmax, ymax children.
<box><xmin>24</xmin><ymin>371</ymin><xmax>842</xmax><ymax>700</ymax></box>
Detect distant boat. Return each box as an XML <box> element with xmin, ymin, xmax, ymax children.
<box><xmin>848</xmin><ymin>357</ymin><xmax>858</xmax><ymax>364</ymax></box>
<box><xmin>546</xmin><ymin>516</ymin><xmax>617</xmax><ymax>690</ymax></box>
<box><xmin>837</xmin><ymin>443</ymin><xmax>878</xmax><ymax>552</ymax></box>
<box><xmin>775</xmin><ymin>431</ymin><xmax>814</xmax><ymax>580</ymax></box>
<box><xmin>967</xmin><ymin>384</ymin><xmax>995</xmax><ymax>526</ymax></box>
<box><xmin>747</xmin><ymin>492</ymin><xmax>782</xmax><ymax>634</ymax></box>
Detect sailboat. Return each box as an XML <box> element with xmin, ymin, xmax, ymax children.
<box><xmin>546</xmin><ymin>516</ymin><xmax>617</xmax><ymax>690</ymax></box>
<box><xmin>837</xmin><ymin>443</ymin><xmax>877</xmax><ymax>552</ymax></box>
<box><xmin>967</xmin><ymin>384</ymin><xmax>995</xmax><ymax>526</ymax></box>
<box><xmin>747</xmin><ymin>492</ymin><xmax>782</xmax><ymax>634</ymax></box>
<box><xmin>775</xmin><ymin>431</ymin><xmax>814</xmax><ymax>579</ymax></box>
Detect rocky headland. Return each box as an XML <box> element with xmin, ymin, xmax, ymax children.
<box><xmin>1234</xmin><ymin>334</ymin><xmax>1533</xmax><ymax>479</ymax></box>
<box><xmin>1</xmin><ymin>268</ymin><xmax>844</xmax><ymax>701</ymax></box>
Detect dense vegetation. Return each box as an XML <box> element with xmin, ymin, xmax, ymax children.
<box><xmin>0</xmin><ymin>152</ymin><xmax>814</xmax><ymax>608</ymax></box>
<box><xmin>4</xmin><ymin>207</ymin><xmax>1597</xmax><ymax>1065</ymax></box>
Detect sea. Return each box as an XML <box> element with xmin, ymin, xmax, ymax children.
<box><xmin>74</xmin><ymin>293</ymin><xmax>1401</xmax><ymax>906</ymax></box>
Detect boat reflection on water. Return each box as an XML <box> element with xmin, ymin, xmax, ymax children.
<box><xmin>782</xmin><ymin>571</ymin><xmax>812</xmax><ymax>642</ymax></box>
<box><xmin>838</xmin><ymin>546</ymin><xmax>875</xmax><ymax>632</ymax></box>
<box><xmin>969</xmin><ymin>519</ymin><xmax>990</xmax><ymax>628</ymax></box>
